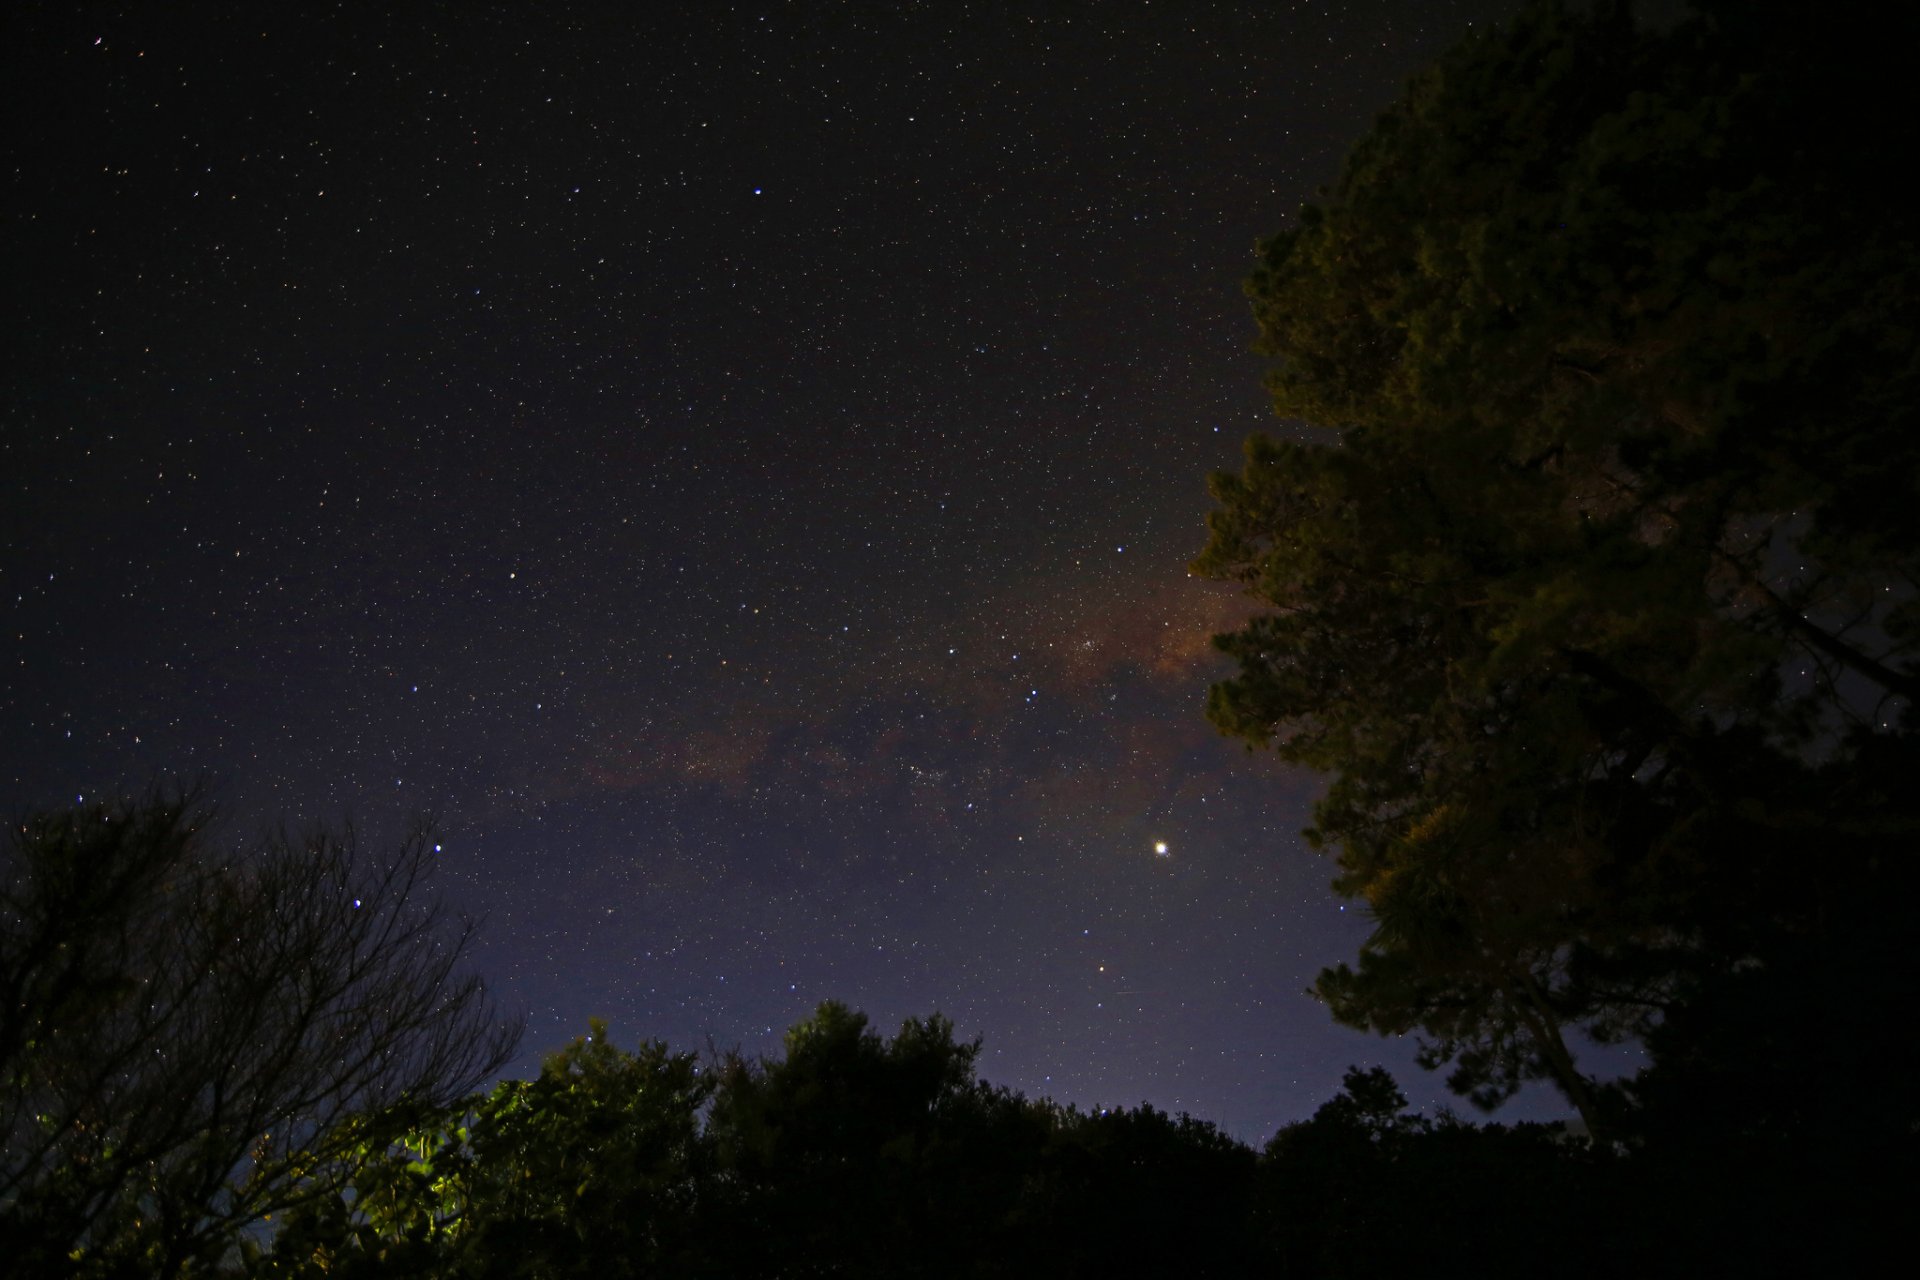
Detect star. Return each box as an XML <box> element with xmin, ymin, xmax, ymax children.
<box><xmin>4</xmin><ymin>0</ymin><xmax>1544</xmax><ymax>1149</ymax></box>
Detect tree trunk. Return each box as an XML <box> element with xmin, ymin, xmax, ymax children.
<box><xmin>1511</xmin><ymin>973</ymin><xmax>1609</xmax><ymax>1147</ymax></box>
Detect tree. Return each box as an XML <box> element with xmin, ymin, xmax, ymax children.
<box><xmin>265</xmin><ymin>1002</ymin><xmax>1057</xmax><ymax>1279</ymax></box>
<box><xmin>703</xmin><ymin>1001</ymin><xmax>1046</xmax><ymax>1279</ymax></box>
<box><xmin>454</xmin><ymin>1021</ymin><xmax>712</xmax><ymax>1276</ymax></box>
<box><xmin>1257</xmin><ymin>1068</ymin><xmax>1604</xmax><ymax>1279</ymax></box>
<box><xmin>0</xmin><ymin>786</ymin><xmax>521</xmax><ymax>1276</ymax></box>
<box><xmin>256</xmin><ymin>1017</ymin><xmax>712</xmax><ymax>1278</ymax></box>
<box><xmin>1194</xmin><ymin>0</ymin><xmax>1920</xmax><ymax>1141</ymax></box>
<box><xmin>1014</xmin><ymin>1101</ymin><xmax>1258</xmax><ymax>1278</ymax></box>
<box><xmin>261</xmin><ymin>1002</ymin><xmax>1274</xmax><ymax>1279</ymax></box>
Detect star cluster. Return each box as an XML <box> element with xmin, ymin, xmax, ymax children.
<box><xmin>4</xmin><ymin>1</ymin><xmax>1543</xmax><ymax>1140</ymax></box>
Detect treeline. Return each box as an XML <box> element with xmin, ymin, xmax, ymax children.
<box><xmin>242</xmin><ymin>1006</ymin><xmax>1596</xmax><ymax>1279</ymax></box>
<box><xmin>0</xmin><ymin>790</ymin><xmax>1595</xmax><ymax>1278</ymax></box>
<box><xmin>244</xmin><ymin>1003</ymin><xmax>1901</xmax><ymax>1278</ymax></box>
<box><xmin>9</xmin><ymin>789</ymin><xmax>1890</xmax><ymax>1279</ymax></box>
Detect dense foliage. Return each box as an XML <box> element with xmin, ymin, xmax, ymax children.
<box><xmin>249</xmin><ymin>1008</ymin><xmax>1607</xmax><ymax>1280</ymax></box>
<box><xmin>243</xmin><ymin>1004</ymin><xmax>1901</xmax><ymax>1279</ymax></box>
<box><xmin>1194</xmin><ymin>0</ymin><xmax>1920</xmax><ymax>1176</ymax></box>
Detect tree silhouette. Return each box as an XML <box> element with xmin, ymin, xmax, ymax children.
<box><xmin>259</xmin><ymin>1002</ymin><xmax>1275</xmax><ymax>1279</ymax></box>
<box><xmin>1194</xmin><ymin>0</ymin><xmax>1920</xmax><ymax>1140</ymax></box>
<box><xmin>0</xmin><ymin>786</ymin><xmax>521</xmax><ymax>1277</ymax></box>
<box><xmin>703</xmin><ymin>1001</ymin><xmax>1046</xmax><ymax>1278</ymax></box>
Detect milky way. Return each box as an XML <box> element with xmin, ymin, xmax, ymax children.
<box><xmin>3</xmin><ymin>1</ymin><xmax>1603</xmax><ymax>1140</ymax></box>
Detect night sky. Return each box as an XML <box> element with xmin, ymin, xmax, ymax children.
<box><xmin>3</xmin><ymin>1</ymin><xmax>1600</xmax><ymax>1141</ymax></box>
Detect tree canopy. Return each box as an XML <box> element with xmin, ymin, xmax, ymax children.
<box><xmin>254</xmin><ymin>1002</ymin><xmax>1266</xmax><ymax>1279</ymax></box>
<box><xmin>1193</xmin><ymin>0</ymin><xmax>1920</xmax><ymax>1146</ymax></box>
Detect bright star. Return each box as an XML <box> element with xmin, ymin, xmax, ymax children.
<box><xmin>1153</xmin><ymin>840</ymin><xmax>1169</xmax><ymax>856</ymax></box>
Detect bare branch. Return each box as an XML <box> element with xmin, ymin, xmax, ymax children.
<box><xmin>0</xmin><ymin>787</ymin><xmax>523</xmax><ymax>1276</ymax></box>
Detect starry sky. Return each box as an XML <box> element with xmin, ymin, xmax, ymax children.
<box><xmin>2</xmin><ymin>0</ymin><xmax>1586</xmax><ymax>1141</ymax></box>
